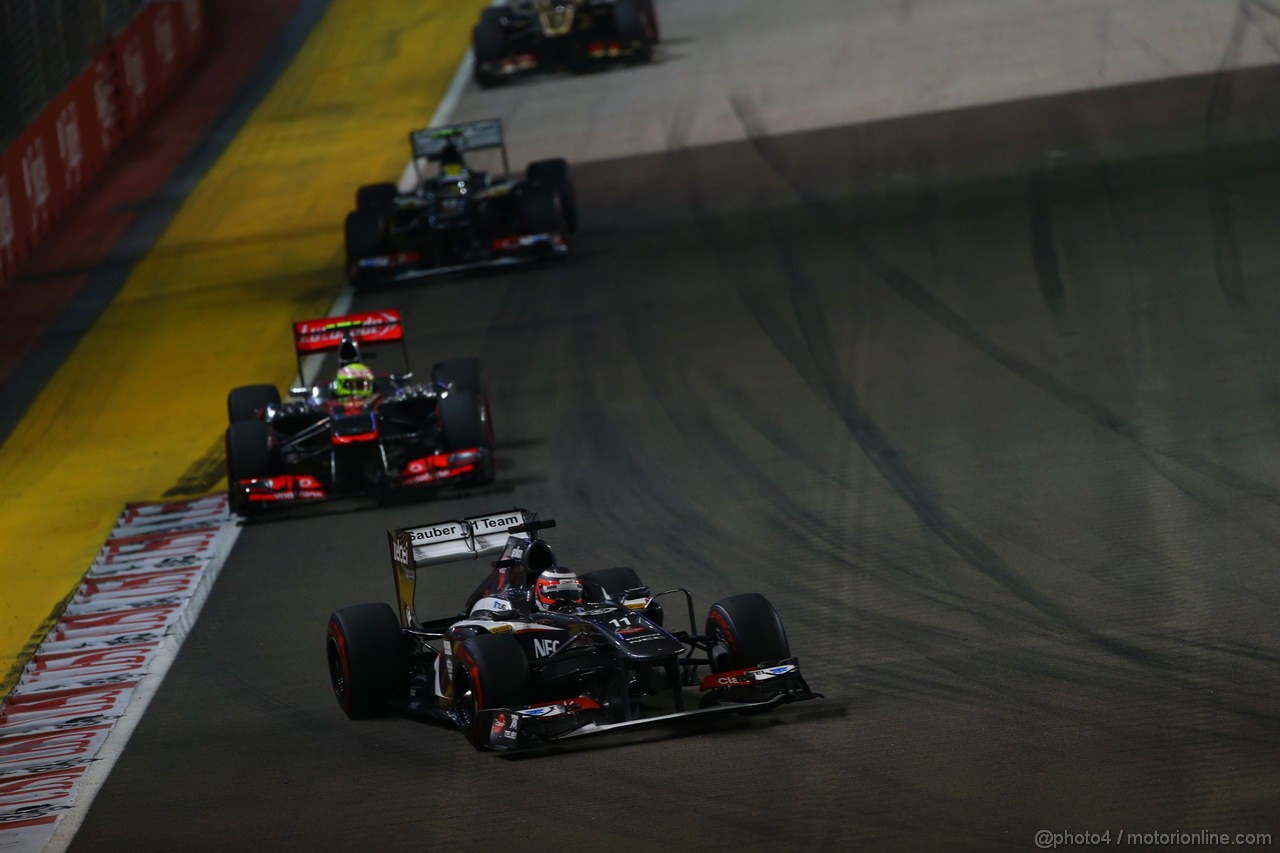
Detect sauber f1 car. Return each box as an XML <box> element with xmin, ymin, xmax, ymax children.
<box><xmin>473</xmin><ymin>0</ymin><xmax>659</xmax><ymax>86</ymax></box>
<box><xmin>325</xmin><ymin>508</ymin><xmax>819</xmax><ymax>750</ymax></box>
<box><xmin>224</xmin><ymin>310</ymin><xmax>494</xmax><ymax>515</ymax></box>
<box><xmin>344</xmin><ymin>119</ymin><xmax>575</xmax><ymax>288</ymax></box>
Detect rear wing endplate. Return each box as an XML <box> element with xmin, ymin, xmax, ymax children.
<box><xmin>388</xmin><ymin>508</ymin><xmax>537</xmax><ymax>627</ymax></box>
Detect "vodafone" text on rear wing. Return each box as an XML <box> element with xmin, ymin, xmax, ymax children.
<box><xmin>292</xmin><ymin>309</ymin><xmax>404</xmax><ymax>355</ymax></box>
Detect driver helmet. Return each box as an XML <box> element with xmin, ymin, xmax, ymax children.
<box><xmin>332</xmin><ymin>362</ymin><xmax>375</xmax><ymax>398</ymax></box>
<box><xmin>440</xmin><ymin>143</ymin><xmax>468</xmax><ymax>181</ymax></box>
<box><xmin>534</xmin><ymin>566</ymin><xmax>583</xmax><ymax>611</ymax></box>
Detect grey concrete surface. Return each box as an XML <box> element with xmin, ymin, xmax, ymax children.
<box><xmin>68</xmin><ymin>1</ymin><xmax>1280</xmax><ymax>851</ymax></box>
<box><xmin>455</xmin><ymin>0</ymin><xmax>1280</xmax><ymax>165</ymax></box>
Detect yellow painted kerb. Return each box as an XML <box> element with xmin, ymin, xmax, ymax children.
<box><xmin>0</xmin><ymin>0</ymin><xmax>489</xmax><ymax>695</ymax></box>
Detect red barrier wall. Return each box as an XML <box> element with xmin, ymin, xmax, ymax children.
<box><xmin>0</xmin><ymin>0</ymin><xmax>209</xmax><ymax>285</ymax></box>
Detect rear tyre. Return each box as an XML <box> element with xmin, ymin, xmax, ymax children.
<box><xmin>227</xmin><ymin>384</ymin><xmax>280</xmax><ymax>424</ymax></box>
<box><xmin>472</xmin><ymin>9</ymin><xmax>508</xmax><ymax>88</ymax></box>
<box><xmin>642</xmin><ymin>0</ymin><xmax>660</xmax><ymax>43</ymax></box>
<box><xmin>580</xmin><ymin>566</ymin><xmax>662</xmax><ymax>624</ymax></box>
<box><xmin>355</xmin><ymin>182</ymin><xmax>398</xmax><ymax>214</ymax></box>
<box><xmin>525</xmin><ymin>158</ymin><xmax>577</xmax><ymax>233</ymax></box>
<box><xmin>454</xmin><ymin>632</ymin><xmax>530</xmax><ymax>748</ymax></box>
<box><xmin>579</xmin><ymin>567</ymin><xmax>646</xmax><ymax>599</ymax></box>
<box><xmin>326</xmin><ymin>603</ymin><xmax>406</xmax><ymax>720</ymax></box>
<box><xmin>705</xmin><ymin>593</ymin><xmax>790</xmax><ymax>672</ymax></box>
<box><xmin>520</xmin><ymin>181</ymin><xmax>566</xmax><ymax>236</ymax></box>
<box><xmin>613</xmin><ymin>0</ymin><xmax>656</xmax><ymax>59</ymax></box>
<box><xmin>431</xmin><ymin>357</ymin><xmax>483</xmax><ymax>395</ymax></box>
<box><xmin>225</xmin><ymin>420</ymin><xmax>275</xmax><ymax>516</ymax></box>
<box><xmin>344</xmin><ymin>210</ymin><xmax>388</xmax><ymax>289</ymax></box>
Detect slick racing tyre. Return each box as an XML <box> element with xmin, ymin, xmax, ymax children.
<box><xmin>613</xmin><ymin>0</ymin><xmax>657</xmax><ymax>58</ymax></box>
<box><xmin>439</xmin><ymin>390</ymin><xmax>495</xmax><ymax>484</ymax></box>
<box><xmin>580</xmin><ymin>567</ymin><xmax>663</xmax><ymax>625</ymax></box>
<box><xmin>454</xmin><ymin>632</ymin><xmax>530</xmax><ymax>748</ymax></box>
<box><xmin>225</xmin><ymin>420</ymin><xmax>275</xmax><ymax>516</ymax></box>
<box><xmin>431</xmin><ymin>357</ymin><xmax>483</xmax><ymax>395</ymax></box>
<box><xmin>439</xmin><ymin>390</ymin><xmax>492</xmax><ymax>452</ymax></box>
<box><xmin>579</xmin><ymin>566</ymin><xmax>646</xmax><ymax>599</ymax></box>
<box><xmin>326</xmin><ymin>603</ymin><xmax>406</xmax><ymax>720</ymax></box>
<box><xmin>433</xmin><ymin>358</ymin><xmax>493</xmax><ymax>453</ymax></box>
<box><xmin>227</xmin><ymin>384</ymin><xmax>280</xmax><ymax>424</ymax></box>
<box><xmin>520</xmin><ymin>181</ymin><xmax>567</xmax><ymax>237</ymax></box>
<box><xmin>344</xmin><ymin>209</ymin><xmax>388</xmax><ymax>289</ymax></box>
<box><xmin>355</xmin><ymin>182</ymin><xmax>398</xmax><ymax>214</ymax></box>
<box><xmin>472</xmin><ymin>8</ymin><xmax>508</xmax><ymax>88</ymax></box>
<box><xmin>525</xmin><ymin>158</ymin><xmax>577</xmax><ymax>233</ymax></box>
<box><xmin>705</xmin><ymin>593</ymin><xmax>790</xmax><ymax>672</ymax></box>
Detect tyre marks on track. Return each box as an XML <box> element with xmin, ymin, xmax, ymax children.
<box><xmin>1027</xmin><ymin>168</ymin><xmax>1075</xmax><ymax>336</ymax></box>
<box><xmin>688</xmin><ymin>94</ymin><xmax>1280</xmax><ymax>682</ymax></box>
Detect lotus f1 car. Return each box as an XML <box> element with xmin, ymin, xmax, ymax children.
<box><xmin>344</xmin><ymin>119</ymin><xmax>575</xmax><ymax>288</ymax></box>
<box><xmin>472</xmin><ymin>0</ymin><xmax>659</xmax><ymax>86</ymax></box>
<box><xmin>325</xmin><ymin>508</ymin><xmax>819</xmax><ymax>750</ymax></box>
<box><xmin>223</xmin><ymin>310</ymin><xmax>494</xmax><ymax>515</ymax></box>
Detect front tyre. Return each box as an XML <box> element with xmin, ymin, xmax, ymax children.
<box><xmin>705</xmin><ymin>593</ymin><xmax>790</xmax><ymax>672</ymax></box>
<box><xmin>439</xmin><ymin>390</ymin><xmax>492</xmax><ymax>452</ymax></box>
<box><xmin>344</xmin><ymin>210</ymin><xmax>388</xmax><ymax>289</ymax></box>
<box><xmin>227</xmin><ymin>384</ymin><xmax>280</xmax><ymax>424</ymax></box>
<box><xmin>225</xmin><ymin>420</ymin><xmax>275</xmax><ymax>516</ymax></box>
<box><xmin>439</xmin><ymin>390</ymin><xmax>495</xmax><ymax>483</ymax></box>
<box><xmin>326</xmin><ymin>603</ymin><xmax>406</xmax><ymax>720</ymax></box>
<box><xmin>520</xmin><ymin>181</ymin><xmax>567</xmax><ymax>237</ymax></box>
<box><xmin>525</xmin><ymin>158</ymin><xmax>577</xmax><ymax>233</ymax></box>
<box><xmin>454</xmin><ymin>633</ymin><xmax>530</xmax><ymax>748</ymax></box>
<box><xmin>355</xmin><ymin>182</ymin><xmax>398</xmax><ymax>214</ymax></box>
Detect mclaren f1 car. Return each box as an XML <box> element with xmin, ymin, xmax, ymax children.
<box><xmin>472</xmin><ymin>0</ymin><xmax>660</xmax><ymax>86</ymax></box>
<box><xmin>344</xmin><ymin>119</ymin><xmax>575</xmax><ymax>287</ymax></box>
<box><xmin>325</xmin><ymin>508</ymin><xmax>819</xmax><ymax>750</ymax></box>
<box><xmin>224</xmin><ymin>310</ymin><xmax>494</xmax><ymax>515</ymax></box>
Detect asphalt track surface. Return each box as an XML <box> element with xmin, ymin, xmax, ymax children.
<box><xmin>70</xmin><ymin>10</ymin><xmax>1280</xmax><ymax>853</ymax></box>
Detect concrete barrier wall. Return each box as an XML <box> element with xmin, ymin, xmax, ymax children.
<box><xmin>0</xmin><ymin>0</ymin><xmax>209</xmax><ymax>285</ymax></box>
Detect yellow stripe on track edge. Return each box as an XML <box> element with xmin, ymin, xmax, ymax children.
<box><xmin>0</xmin><ymin>0</ymin><xmax>489</xmax><ymax>695</ymax></box>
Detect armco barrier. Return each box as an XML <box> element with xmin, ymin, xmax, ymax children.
<box><xmin>0</xmin><ymin>0</ymin><xmax>209</xmax><ymax>286</ymax></box>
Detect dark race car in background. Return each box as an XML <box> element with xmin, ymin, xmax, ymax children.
<box><xmin>473</xmin><ymin>0</ymin><xmax>660</xmax><ymax>86</ymax></box>
<box><xmin>325</xmin><ymin>508</ymin><xmax>819</xmax><ymax>751</ymax></box>
<box><xmin>344</xmin><ymin>119</ymin><xmax>576</xmax><ymax>288</ymax></box>
<box><xmin>224</xmin><ymin>310</ymin><xmax>494</xmax><ymax>515</ymax></box>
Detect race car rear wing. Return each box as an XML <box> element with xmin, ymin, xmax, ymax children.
<box><xmin>290</xmin><ymin>310</ymin><xmax>408</xmax><ymax>390</ymax></box>
<box><xmin>293</xmin><ymin>309</ymin><xmax>404</xmax><ymax>354</ymax></box>
<box><xmin>388</xmin><ymin>508</ymin><xmax>538</xmax><ymax>628</ymax></box>
<box><xmin>409</xmin><ymin>118</ymin><xmax>511</xmax><ymax>178</ymax></box>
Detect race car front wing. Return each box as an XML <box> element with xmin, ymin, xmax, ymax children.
<box><xmin>354</xmin><ymin>232</ymin><xmax>568</xmax><ymax>283</ymax></box>
<box><xmin>482</xmin><ymin>659</ymin><xmax>819</xmax><ymax>750</ymax></box>
<box><xmin>233</xmin><ymin>448</ymin><xmax>489</xmax><ymax>509</ymax></box>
